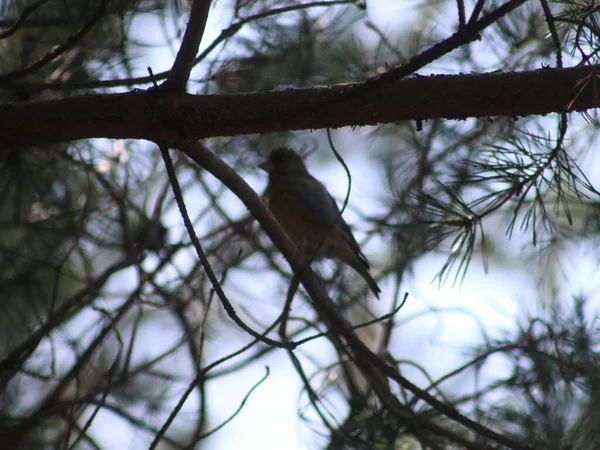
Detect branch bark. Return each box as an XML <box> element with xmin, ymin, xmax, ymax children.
<box><xmin>162</xmin><ymin>0</ymin><xmax>213</xmax><ymax>91</ymax></box>
<box><xmin>1</xmin><ymin>65</ymin><xmax>599</xmax><ymax>151</ymax></box>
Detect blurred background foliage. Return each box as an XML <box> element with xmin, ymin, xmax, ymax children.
<box><xmin>1</xmin><ymin>0</ymin><xmax>600</xmax><ymax>448</ymax></box>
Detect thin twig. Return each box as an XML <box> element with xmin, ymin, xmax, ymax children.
<box><xmin>319</xmin><ymin>0</ymin><xmax>527</xmax><ymax>104</ymax></box>
<box><xmin>163</xmin><ymin>0</ymin><xmax>213</xmax><ymax>90</ymax></box>
<box><xmin>179</xmin><ymin>142</ymin><xmax>533</xmax><ymax>450</ymax></box>
<box><xmin>159</xmin><ymin>145</ymin><xmax>294</xmax><ymax>349</ymax></box>
<box><xmin>0</xmin><ymin>0</ymin><xmax>53</xmax><ymax>39</ymax></box>
<box><xmin>3</xmin><ymin>0</ymin><xmax>356</xmax><ymax>90</ymax></box>
<box><xmin>0</xmin><ymin>1</ymin><xmax>107</xmax><ymax>84</ymax></box>
<box><xmin>539</xmin><ymin>0</ymin><xmax>563</xmax><ymax>68</ymax></box>
<box><xmin>180</xmin><ymin>368</ymin><xmax>270</xmax><ymax>449</ymax></box>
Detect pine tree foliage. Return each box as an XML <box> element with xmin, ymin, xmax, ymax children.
<box><xmin>0</xmin><ymin>0</ymin><xmax>600</xmax><ymax>448</ymax></box>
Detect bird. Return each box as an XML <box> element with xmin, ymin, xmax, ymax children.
<box><xmin>259</xmin><ymin>147</ymin><xmax>380</xmax><ymax>297</ymax></box>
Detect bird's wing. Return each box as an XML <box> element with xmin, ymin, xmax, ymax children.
<box><xmin>278</xmin><ymin>175</ymin><xmax>340</xmax><ymax>229</ymax></box>
<box><xmin>325</xmin><ymin>193</ymin><xmax>364</xmax><ymax>250</ymax></box>
<box><xmin>295</xmin><ymin>176</ymin><xmax>367</xmax><ymax>262</ymax></box>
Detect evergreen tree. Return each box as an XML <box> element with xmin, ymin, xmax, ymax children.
<box><xmin>0</xmin><ymin>0</ymin><xmax>599</xmax><ymax>448</ymax></box>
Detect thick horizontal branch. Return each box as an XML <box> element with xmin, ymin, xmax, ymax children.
<box><xmin>1</xmin><ymin>65</ymin><xmax>599</xmax><ymax>150</ymax></box>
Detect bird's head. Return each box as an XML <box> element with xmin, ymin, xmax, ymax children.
<box><xmin>259</xmin><ymin>147</ymin><xmax>309</xmax><ymax>176</ymax></box>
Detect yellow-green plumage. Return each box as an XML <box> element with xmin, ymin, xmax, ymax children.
<box><xmin>260</xmin><ymin>147</ymin><xmax>380</xmax><ymax>298</ymax></box>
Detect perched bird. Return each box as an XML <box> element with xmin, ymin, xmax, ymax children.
<box><xmin>259</xmin><ymin>147</ymin><xmax>380</xmax><ymax>297</ymax></box>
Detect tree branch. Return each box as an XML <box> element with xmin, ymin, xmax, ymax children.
<box><xmin>179</xmin><ymin>142</ymin><xmax>531</xmax><ymax>449</ymax></box>
<box><xmin>162</xmin><ymin>0</ymin><xmax>213</xmax><ymax>91</ymax></box>
<box><xmin>0</xmin><ymin>1</ymin><xmax>107</xmax><ymax>85</ymax></box>
<box><xmin>1</xmin><ymin>65</ymin><xmax>599</xmax><ymax>151</ymax></box>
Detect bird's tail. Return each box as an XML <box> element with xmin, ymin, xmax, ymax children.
<box><xmin>359</xmin><ymin>266</ymin><xmax>381</xmax><ymax>298</ymax></box>
<box><xmin>333</xmin><ymin>233</ymin><xmax>381</xmax><ymax>298</ymax></box>
<box><xmin>348</xmin><ymin>259</ymin><xmax>381</xmax><ymax>298</ymax></box>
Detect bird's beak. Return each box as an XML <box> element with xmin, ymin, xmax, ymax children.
<box><xmin>259</xmin><ymin>160</ymin><xmax>273</xmax><ymax>172</ymax></box>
